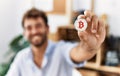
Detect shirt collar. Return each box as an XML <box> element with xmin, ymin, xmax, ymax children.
<box><xmin>45</xmin><ymin>40</ymin><xmax>54</xmax><ymax>55</ymax></box>
<box><xmin>28</xmin><ymin>40</ymin><xmax>55</xmax><ymax>69</ymax></box>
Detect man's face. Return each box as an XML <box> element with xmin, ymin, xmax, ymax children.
<box><xmin>23</xmin><ymin>17</ymin><xmax>49</xmax><ymax>47</ymax></box>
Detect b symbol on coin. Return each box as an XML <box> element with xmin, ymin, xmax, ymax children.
<box><xmin>79</xmin><ymin>21</ymin><xmax>84</xmax><ymax>28</ymax></box>
<box><xmin>74</xmin><ymin>19</ymin><xmax>87</xmax><ymax>32</ymax></box>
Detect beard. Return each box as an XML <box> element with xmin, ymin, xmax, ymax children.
<box><xmin>28</xmin><ymin>32</ymin><xmax>47</xmax><ymax>47</ymax></box>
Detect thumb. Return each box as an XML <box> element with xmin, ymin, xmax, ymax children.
<box><xmin>78</xmin><ymin>31</ymin><xmax>88</xmax><ymax>42</ymax></box>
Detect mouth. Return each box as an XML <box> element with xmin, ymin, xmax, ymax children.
<box><xmin>27</xmin><ymin>33</ymin><xmax>47</xmax><ymax>46</ymax></box>
<box><xmin>31</xmin><ymin>35</ymin><xmax>42</xmax><ymax>41</ymax></box>
<box><xmin>30</xmin><ymin>34</ymin><xmax>42</xmax><ymax>39</ymax></box>
<box><xmin>32</xmin><ymin>35</ymin><xmax>41</xmax><ymax>39</ymax></box>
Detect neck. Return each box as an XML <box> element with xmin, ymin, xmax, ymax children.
<box><xmin>31</xmin><ymin>40</ymin><xmax>48</xmax><ymax>57</ymax></box>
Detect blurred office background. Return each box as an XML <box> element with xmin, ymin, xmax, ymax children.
<box><xmin>0</xmin><ymin>0</ymin><xmax>120</xmax><ymax>76</ymax></box>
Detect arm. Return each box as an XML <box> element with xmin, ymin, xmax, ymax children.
<box><xmin>70</xmin><ymin>10</ymin><xmax>106</xmax><ymax>63</ymax></box>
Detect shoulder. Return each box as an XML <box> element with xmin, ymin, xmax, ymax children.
<box><xmin>13</xmin><ymin>47</ymin><xmax>31</xmax><ymax>63</ymax></box>
<box><xmin>16</xmin><ymin>47</ymin><xmax>30</xmax><ymax>58</ymax></box>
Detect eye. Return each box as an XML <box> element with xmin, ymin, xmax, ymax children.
<box><xmin>36</xmin><ymin>23</ymin><xmax>42</xmax><ymax>28</ymax></box>
<box><xmin>26</xmin><ymin>25</ymin><xmax>32</xmax><ymax>31</ymax></box>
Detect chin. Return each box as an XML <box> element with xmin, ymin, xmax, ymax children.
<box><xmin>31</xmin><ymin>39</ymin><xmax>46</xmax><ymax>47</ymax></box>
<box><xmin>32</xmin><ymin>40</ymin><xmax>42</xmax><ymax>44</ymax></box>
<box><xmin>29</xmin><ymin>35</ymin><xmax>47</xmax><ymax>47</ymax></box>
<box><xmin>32</xmin><ymin>42</ymin><xmax>43</xmax><ymax>47</ymax></box>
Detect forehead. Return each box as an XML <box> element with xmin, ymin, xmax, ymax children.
<box><xmin>24</xmin><ymin>17</ymin><xmax>45</xmax><ymax>27</ymax></box>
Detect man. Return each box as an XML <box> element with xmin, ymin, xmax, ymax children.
<box><xmin>6</xmin><ymin>8</ymin><xmax>106</xmax><ymax>76</ymax></box>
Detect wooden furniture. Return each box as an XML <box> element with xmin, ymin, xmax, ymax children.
<box><xmin>84</xmin><ymin>50</ymin><xmax>120</xmax><ymax>74</ymax></box>
<box><xmin>79</xmin><ymin>68</ymin><xmax>120</xmax><ymax>76</ymax></box>
<box><xmin>47</xmin><ymin>0</ymin><xmax>66</xmax><ymax>15</ymax></box>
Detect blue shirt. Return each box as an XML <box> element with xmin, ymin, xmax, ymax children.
<box><xmin>6</xmin><ymin>40</ymin><xmax>85</xmax><ymax>76</ymax></box>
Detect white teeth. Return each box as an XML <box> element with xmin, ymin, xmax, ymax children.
<box><xmin>33</xmin><ymin>36</ymin><xmax>40</xmax><ymax>39</ymax></box>
<box><xmin>74</xmin><ymin>18</ymin><xmax>88</xmax><ymax>32</ymax></box>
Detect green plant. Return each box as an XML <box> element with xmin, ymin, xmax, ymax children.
<box><xmin>0</xmin><ymin>34</ymin><xmax>29</xmax><ymax>76</ymax></box>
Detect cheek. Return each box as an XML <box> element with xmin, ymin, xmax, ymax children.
<box><xmin>41</xmin><ymin>29</ymin><xmax>46</xmax><ymax>34</ymax></box>
<box><xmin>38</xmin><ymin>27</ymin><xmax>48</xmax><ymax>34</ymax></box>
<box><xmin>24</xmin><ymin>31</ymin><xmax>31</xmax><ymax>39</ymax></box>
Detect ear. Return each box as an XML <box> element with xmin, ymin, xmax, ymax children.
<box><xmin>46</xmin><ymin>25</ymin><xmax>49</xmax><ymax>33</ymax></box>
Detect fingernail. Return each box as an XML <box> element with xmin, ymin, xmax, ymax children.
<box><xmin>92</xmin><ymin>29</ymin><xmax>96</xmax><ymax>33</ymax></box>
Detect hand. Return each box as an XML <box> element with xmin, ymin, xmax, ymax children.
<box><xmin>77</xmin><ymin>10</ymin><xmax>106</xmax><ymax>51</ymax></box>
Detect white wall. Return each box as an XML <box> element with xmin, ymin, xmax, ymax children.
<box><xmin>94</xmin><ymin>0</ymin><xmax>120</xmax><ymax>36</ymax></box>
<box><xmin>73</xmin><ymin>0</ymin><xmax>91</xmax><ymax>11</ymax></box>
<box><xmin>0</xmin><ymin>0</ymin><xmax>38</xmax><ymax>63</ymax></box>
<box><xmin>0</xmin><ymin>0</ymin><xmax>19</xmax><ymax>62</ymax></box>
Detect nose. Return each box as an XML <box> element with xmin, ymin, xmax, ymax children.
<box><xmin>31</xmin><ymin>27</ymin><xmax>38</xmax><ymax>34</ymax></box>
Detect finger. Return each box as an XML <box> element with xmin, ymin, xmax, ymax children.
<box><xmin>78</xmin><ymin>31</ymin><xmax>88</xmax><ymax>41</ymax></box>
<box><xmin>98</xmin><ymin>19</ymin><xmax>105</xmax><ymax>34</ymax></box>
<box><xmin>84</xmin><ymin>10</ymin><xmax>92</xmax><ymax>22</ymax></box>
<box><xmin>77</xmin><ymin>15</ymin><xmax>86</xmax><ymax>19</ymax></box>
<box><xmin>91</xmin><ymin>15</ymin><xmax>99</xmax><ymax>33</ymax></box>
<box><xmin>97</xmin><ymin>19</ymin><xmax>106</xmax><ymax>42</ymax></box>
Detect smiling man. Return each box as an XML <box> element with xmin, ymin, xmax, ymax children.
<box><xmin>6</xmin><ymin>8</ymin><xmax>106</xmax><ymax>76</ymax></box>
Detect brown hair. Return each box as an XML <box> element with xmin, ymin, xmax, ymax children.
<box><xmin>22</xmin><ymin>8</ymin><xmax>48</xmax><ymax>28</ymax></box>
